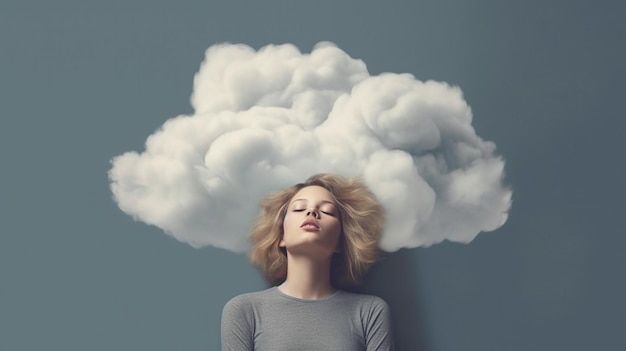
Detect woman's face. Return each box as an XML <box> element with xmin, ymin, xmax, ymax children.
<box><xmin>279</xmin><ymin>185</ymin><xmax>342</xmax><ymax>258</ymax></box>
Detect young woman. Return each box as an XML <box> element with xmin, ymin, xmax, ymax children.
<box><xmin>221</xmin><ymin>174</ymin><xmax>394</xmax><ymax>350</ymax></box>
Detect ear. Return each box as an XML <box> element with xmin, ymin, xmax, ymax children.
<box><xmin>279</xmin><ymin>236</ymin><xmax>286</xmax><ymax>248</ymax></box>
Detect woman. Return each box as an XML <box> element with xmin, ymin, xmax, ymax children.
<box><xmin>221</xmin><ymin>174</ymin><xmax>394</xmax><ymax>350</ymax></box>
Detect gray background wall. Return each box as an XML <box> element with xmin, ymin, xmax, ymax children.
<box><xmin>1</xmin><ymin>1</ymin><xmax>624</xmax><ymax>350</ymax></box>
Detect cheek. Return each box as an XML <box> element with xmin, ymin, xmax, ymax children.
<box><xmin>327</xmin><ymin>220</ymin><xmax>342</xmax><ymax>237</ymax></box>
<box><xmin>282</xmin><ymin>213</ymin><xmax>293</xmax><ymax>233</ymax></box>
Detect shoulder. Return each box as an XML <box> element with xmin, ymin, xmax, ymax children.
<box><xmin>334</xmin><ymin>291</ymin><xmax>392</xmax><ymax>319</ymax></box>
<box><xmin>221</xmin><ymin>288</ymin><xmax>277</xmax><ymax>336</ymax></box>
<box><xmin>338</xmin><ymin>291</ymin><xmax>390</xmax><ymax>309</ymax></box>
<box><xmin>222</xmin><ymin>288</ymin><xmax>272</xmax><ymax>318</ymax></box>
<box><xmin>338</xmin><ymin>292</ymin><xmax>394</xmax><ymax>348</ymax></box>
<box><xmin>222</xmin><ymin>290</ymin><xmax>276</xmax><ymax>350</ymax></box>
<box><xmin>223</xmin><ymin>288</ymin><xmax>273</xmax><ymax>307</ymax></box>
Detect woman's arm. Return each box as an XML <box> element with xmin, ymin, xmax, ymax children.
<box><xmin>221</xmin><ymin>296</ymin><xmax>254</xmax><ymax>351</ymax></box>
<box><xmin>364</xmin><ymin>297</ymin><xmax>395</xmax><ymax>351</ymax></box>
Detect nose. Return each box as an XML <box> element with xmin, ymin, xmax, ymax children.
<box><xmin>306</xmin><ymin>208</ymin><xmax>320</xmax><ymax>219</ymax></box>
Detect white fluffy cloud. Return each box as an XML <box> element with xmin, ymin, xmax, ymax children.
<box><xmin>108</xmin><ymin>42</ymin><xmax>512</xmax><ymax>252</ymax></box>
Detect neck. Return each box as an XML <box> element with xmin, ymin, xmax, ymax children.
<box><xmin>278</xmin><ymin>253</ymin><xmax>336</xmax><ymax>300</ymax></box>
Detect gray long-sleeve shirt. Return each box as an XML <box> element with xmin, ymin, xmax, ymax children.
<box><xmin>221</xmin><ymin>287</ymin><xmax>394</xmax><ymax>351</ymax></box>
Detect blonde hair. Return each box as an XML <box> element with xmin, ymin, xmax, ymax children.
<box><xmin>248</xmin><ymin>174</ymin><xmax>385</xmax><ymax>288</ymax></box>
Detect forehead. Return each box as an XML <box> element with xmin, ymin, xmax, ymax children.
<box><xmin>291</xmin><ymin>185</ymin><xmax>336</xmax><ymax>203</ymax></box>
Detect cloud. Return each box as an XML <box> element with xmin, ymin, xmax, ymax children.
<box><xmin>108</xmin><ymin>42</ymin><xmax>512</xmax><ymax>252</ymax></box>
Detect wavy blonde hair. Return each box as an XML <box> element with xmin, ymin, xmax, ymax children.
<box><xmin>248</xmin><ymin>174</ymin><xmax>385</xmax><ymax>288</ymax></box>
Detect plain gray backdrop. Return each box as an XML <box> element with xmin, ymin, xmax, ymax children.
<box><xmin>1</xmin><ymin>1</ymin><xmax>624</xmax><ymax>350</ymax></box>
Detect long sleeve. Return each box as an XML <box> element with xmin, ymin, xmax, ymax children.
<box><xmin>364</xmin><ymin>297</ymin><xmax>395</xmax><ymax>351</ymax></box>
<box><xmin>221</xmin><ymin>295</ymin><xmax>254</xmax><ymax>351</ymax></box>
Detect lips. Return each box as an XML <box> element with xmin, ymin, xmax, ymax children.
<box><xmin>300</xmin><ymin>219</ymin><xmax>320</xmax><ymax>230</ymax></box>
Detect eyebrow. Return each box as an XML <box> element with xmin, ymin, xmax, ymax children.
<box><xmin>290</xmin><ymin>199</ymin><xmax>336</xmax><ymax>206</ymax></box>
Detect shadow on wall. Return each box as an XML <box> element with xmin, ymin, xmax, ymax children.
<box><xmin>351</xmin><ymin>249</ymin><xmax>430</xmax><ymax>351</ymax></box>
